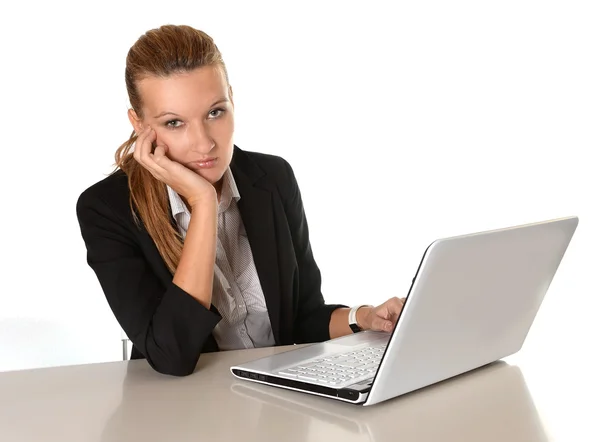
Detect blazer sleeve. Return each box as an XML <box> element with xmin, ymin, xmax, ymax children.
<box><xmin>279</xmin><ymin>159</ymin><xmax>348</xmax><ymax>343</ymax></box>
<box><xmin>76</xmin><ymin>190</ymin><xmax>221</xmax><ymax>376</ymax></box>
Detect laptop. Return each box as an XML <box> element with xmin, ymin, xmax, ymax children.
<box><xmin>231</xmin><ymin>216</ymin><xmax>578</xmax><ymax>406</ymax></box>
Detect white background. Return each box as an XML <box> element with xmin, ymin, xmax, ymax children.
<box><xmin>0</xmin><ymin>0</ymin><xmax>598</xmax><ymax>378</ymax></box>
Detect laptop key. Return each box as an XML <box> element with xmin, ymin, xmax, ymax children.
<box><xmin>298</xmin><ymin>374</ymin><xmax>318</xmax><ymax>381</ymax></box>
<box><xmin>338</xmin><ymin>361</ymin><xmax>365</xmax><ymax>368</ymax></box>
<box><xmin>363</xmin><ymin>363</ymin><xmax>380</xmax><ymax>370</ymax></box>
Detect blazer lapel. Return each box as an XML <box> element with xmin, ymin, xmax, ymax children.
<box><xmin>230</xmin><ymin>147</ymin><xmax>282</xmax><ymax>344</ymax></box>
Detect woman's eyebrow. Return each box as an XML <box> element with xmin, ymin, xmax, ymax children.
<box><xmin>210</xmin><ymin>97</ymin><xmax>229</xmax><ymax>106</ymax></box>
<box><xmin>153</xmin><ymin>98</ymin><xmax>229</xmax><ymax>119</ymax></box>
<box><xmin>153</xmin><ymin>111</ymin><xmax>180</xmax><ymax>118</ymax></box>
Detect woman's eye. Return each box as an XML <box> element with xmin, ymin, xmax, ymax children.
<box><xmin>208</xmin><ymin>108</ymin><xmax>225</xmax><ymax>119</ymax></box>
<box><xmin>165</xmin><ymin>119</ymin><xmax>183</xmax><ymax>128</ymax></box>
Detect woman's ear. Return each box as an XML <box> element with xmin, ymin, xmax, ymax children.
<box><xmin>127</xmin><ymin>109</ymin><xmax>143</xmax><ymax>134</ymax></box>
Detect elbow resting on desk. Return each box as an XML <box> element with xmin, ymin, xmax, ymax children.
<box><xmin>148</xmin><ymin>359</ymin><xmax>198</xmax><ymax>377</ymax></box>
<box><xmin>142</xmin><ymin>337</ymin><xmax>203</xmax><ymax>377</ymax></box>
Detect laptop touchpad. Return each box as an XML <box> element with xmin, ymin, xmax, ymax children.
<box><xmin>333</xmin><ymin>332</ymin><xmax>390</xmax><ymax>346</ymax></box>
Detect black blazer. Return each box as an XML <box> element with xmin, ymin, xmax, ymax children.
<box><xmin>76</xmin><ymin>146</ymin><xmax>346</xmax><ymax>376</ymax></box>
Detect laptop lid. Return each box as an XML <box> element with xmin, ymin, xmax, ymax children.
<box><xmin>365</xmin><ymin>216</ymin><xmax>578</xmax><ymax>405</ymax></box>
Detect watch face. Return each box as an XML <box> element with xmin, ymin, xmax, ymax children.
<box><xmin>350</xmin><ymin>323</ymin><xmax>362</xmax><ymax>333</ymax></box>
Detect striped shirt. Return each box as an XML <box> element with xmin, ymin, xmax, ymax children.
<box><xmin>166</xmin><ymin>168</ymin><xmax>276</xmax><ymax>350</ymax></box>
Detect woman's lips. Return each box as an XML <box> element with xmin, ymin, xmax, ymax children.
<box><xmin>189</xmin><ymin>158</ymin><xmax>218</xmax><ymax>169</ymax></box>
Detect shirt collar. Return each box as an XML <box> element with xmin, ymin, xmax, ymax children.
<box><xmin>220</xmin><ymin>167</ymin><xmax>240</xmax><ymax>212</ymax></box>
<box><xmin>166</xmin><ymin>185</ymin><xmax>187</xmax><ymax>218</ymax></box>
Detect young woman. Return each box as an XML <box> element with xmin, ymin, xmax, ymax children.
<box><xmin>76</xmin><ymin>24</ymin><xmax>405</xmax><ymax>376</ymax></box>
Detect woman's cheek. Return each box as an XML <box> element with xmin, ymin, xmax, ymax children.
<box><xmin>157</xmin><ymin>132</ymin><xmax>182</xmax><ymax>160</ymax></box>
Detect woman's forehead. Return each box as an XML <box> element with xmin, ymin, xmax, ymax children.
<box><xmin>137</xmin><ymin>66</ymin><xmax>229</xmax><ymax>114</ymax></box>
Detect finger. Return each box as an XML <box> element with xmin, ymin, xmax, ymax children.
<box><xmin>136</xmin><ymin>130</ymin><xmax>169</xmax><ymax>181</ymax></box>
<box><xmin>133</xmin><ymin>126</ymin><xmax>154</xmax><ymax>165</ymax></box>
<box><xmin>385</xmin><ymin>297</ymin><xmax>405</xmax><ymax>323</ymax></box>
<box><xmin>377</xmin><ymin>307</ymin><xmax>390</xmax><ymax>321</ymax></box>
<box><xmin>152</xmin><ymin>144</ymin><xmax>167</xmax><ymax>163</ymax></box>
<box><xmin>390</xmin><ymin>297</ymin><xmax>404</xmax><ymax>314</ymax></box>
<box><xmin>138</xmin><ymin>128</ymin><xmax>157</xmax><ymax>167</ymax></box>
<box><xmin>371</xmin><ymin>315</ymin><xmax>394</xmax><ymax>332</ymax></box>
<box><xmin>150</xmin><ymin>145</ymin><xmax>180</xmax><ymax>175</ymax></box>
<box><xmin>379</xmin><ymin>298</ymin><xmax>401</xmax><ymax>314</ymax></box>
<box><xmin>133</xmin><ymin>126</ymin><xmax>151</xmax><ymax>163</ymax></box>
<box><xmin>134</xmin><ymin>126</ymin><xmax>166</xmax><ymax>182</ymax></box>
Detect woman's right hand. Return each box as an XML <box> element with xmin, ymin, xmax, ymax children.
<box><xmin>133</xmin><ymin>126</ymin><xmax>216</xmax><ymax>207</ymax></box>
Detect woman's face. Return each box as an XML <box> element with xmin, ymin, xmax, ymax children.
<box><xmin>129</xmin><ymin>65</ymin><xmax>235</xmax><ymax>186</ymax></box>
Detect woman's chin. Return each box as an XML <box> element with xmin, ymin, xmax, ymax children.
<box><xmin>194</xmin><ymin>168</ymin><xmax>224</xmax><ymax>185</ymax></box>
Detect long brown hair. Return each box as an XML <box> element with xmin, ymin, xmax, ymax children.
<box><xmin>113</xmin><ymin>25</ymin><xmax>230</xmax><ymax>275</ymax></box>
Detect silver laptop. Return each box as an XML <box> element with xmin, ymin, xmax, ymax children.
<box><xmin>231</xmin><ymin>216</ymin><xmax>578</xmax><ymax>406</ymax></box>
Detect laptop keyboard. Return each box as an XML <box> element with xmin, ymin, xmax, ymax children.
<box><xmin>278</xmin><ymin>343</ymin><xmax>386</xmax><ymax>387</ymax></box>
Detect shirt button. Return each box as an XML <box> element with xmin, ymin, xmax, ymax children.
<box><xmin>238</xmin><ymin>305</ymin><xmax>243</xmax><ymax>308</ymax></box>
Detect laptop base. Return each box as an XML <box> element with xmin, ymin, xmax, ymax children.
<box><xmin>231</xmin><ymin>368</ymin><xmax>371</xmax><ymax>404</ymax></box>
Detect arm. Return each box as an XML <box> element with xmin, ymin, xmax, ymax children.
<box><xmin>328</xmin><ymin>307</ymin><xmax>372</xmax><ymax>338</ymax></box>
<box><xmin>172</xmin><ymin>195</ymin><xmax>218</xmax><ymax>309</ymax></box>
<box><xmin>279</xmin><ymin>159</ymin><xmax>348</xmax><ymax>343</ymax></box>
<box><xmin>76</xmin><ymin>190</ymin><xmax>220</xmax><ymax>376</ymax></box>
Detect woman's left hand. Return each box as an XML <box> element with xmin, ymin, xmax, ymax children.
<box><xmin>358</xmin><ymin>297</ymin><xmax>406</xmax><ymax>332</ymax></box>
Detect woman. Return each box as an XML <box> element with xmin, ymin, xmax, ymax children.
<box><xmin>76</xmin><ymin>24</ymin><xmax>405</xmax><ymax>376</ymax></box>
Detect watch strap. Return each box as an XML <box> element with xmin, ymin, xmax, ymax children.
<box><xmin>348</xmin><ymin>305</ymin><xmax>371</xmax><ymax>333</ymax></box>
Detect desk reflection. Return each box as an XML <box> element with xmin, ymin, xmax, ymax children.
<box><xmin>100</xmin><ymin>358</ymin><xmax>313</xmax><ymax>442</ymax></box>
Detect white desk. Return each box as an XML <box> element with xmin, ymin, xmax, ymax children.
<box><xmin>0</xmin><ymin>326</ymin><xmax>598</xmax><ymax>442</ymax></box>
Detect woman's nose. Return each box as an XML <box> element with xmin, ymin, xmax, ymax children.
<box><xmin>188</xmin><ymin>122</ymin><xmax>215</xmax><ymax>153</ymax></box>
